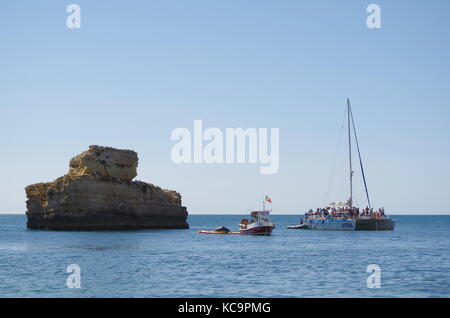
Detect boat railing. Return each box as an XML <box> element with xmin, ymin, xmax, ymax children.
<box><xmin>306</xmin><ymin>212</ymin><xmax>388</xmax><ymax>221</ymax></box>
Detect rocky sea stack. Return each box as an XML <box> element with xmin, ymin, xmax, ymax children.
<box><xmin>25</xmin><ymin>145</ymin><xmax>189</xmax><ymax>230</ymax></box>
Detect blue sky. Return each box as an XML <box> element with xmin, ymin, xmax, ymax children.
<box><xmin>1</xmin><ymin>0</ymin><xmax>449</xmax><ymax>214</ymax></box>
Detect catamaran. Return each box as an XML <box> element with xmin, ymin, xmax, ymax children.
<box><xmin>290</xmin><ymin>98</ymin><xmax>395</xmax><ymax>231</ymax></box>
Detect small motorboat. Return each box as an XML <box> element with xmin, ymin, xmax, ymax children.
<box><xmin>287</xmin><ymin>223</ymin><xmax>309</xmax><ymax>229</ymax></box>
<box><xmin>239</xmin><ymin>210</ymin><xmax>275</xmax><ymax>236</ymax></box>
<box><xmin>199</xmin><ymin>196</ymin><xmax>276</xmax><ymax>236</ymax></box>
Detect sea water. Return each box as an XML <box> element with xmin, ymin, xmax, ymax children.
<box><xmin>0</xmin><ymin>214</ymin><xmax>449</xmax><ymax>298</ymax></box>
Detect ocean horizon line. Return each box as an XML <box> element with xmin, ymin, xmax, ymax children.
<box><xmin>2</xmin><ymin>212</ymin><xmax>450</xmax><ymax>216</ymax></box>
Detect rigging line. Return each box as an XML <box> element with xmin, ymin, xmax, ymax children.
<box><xmin>354</xmin><ymin>177</ymin><xmax>365</xmax><ymax>208</ymax></box>
<box><xmin>323</xmin><ymin>106</ymin><xmax>347</xmax><ymax>206</ymax></box>
<box><xmin>349</xmin><ymin>104</ymin><xmax>372</xmax><ymax>209</ymax></box>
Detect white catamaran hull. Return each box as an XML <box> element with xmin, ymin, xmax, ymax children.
<box><xmin>305</xmin><ymin>219</ymin><xmax>356</xmax><ymax>231</ymax></box>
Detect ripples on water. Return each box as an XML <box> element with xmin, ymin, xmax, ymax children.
<box><xmin>0</xmin><ymin>214</ymin><xmax>449</xmax><ymax>297</ymax></box>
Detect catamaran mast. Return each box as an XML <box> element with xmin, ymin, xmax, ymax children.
<box><xmin>347</xmin><ymin>98</ymin><xmax>353</xmax><ymax>208</ymax></box>
<box><xmin>349</xmin><ymin>102</ymin><xmax>372</xmax><ymax>209</ymax></box>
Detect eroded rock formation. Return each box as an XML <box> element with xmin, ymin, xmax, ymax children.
<box><xmin>25</xmin><ymin>145</ymin><xmax>188</xmax><ymax>230</ymax></box>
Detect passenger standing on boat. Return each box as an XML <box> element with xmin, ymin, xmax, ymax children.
<box><xmin>380</xmin><ymin>207</ymin><xmax>385</xmax><ymax>217</ymax></box>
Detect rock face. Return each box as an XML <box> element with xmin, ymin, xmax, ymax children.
<box><xmin>68</xmin><ymin>146</ymin><xmax>138</xmax><ymax>181</ymax></box>
<box><xmin>25</xmin><ymin>145</ymin><xmax>189</xmax><ymax>230</ymax></box>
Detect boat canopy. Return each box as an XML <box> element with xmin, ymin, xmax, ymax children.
<box><xmin>328</xmin><ymin>198</ymin><xmax>352</xmax><ymax>207</ymax></box>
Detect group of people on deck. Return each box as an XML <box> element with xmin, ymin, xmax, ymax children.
<box><xmin>240</xmin><ymin>219</ymin><xmax>250</xmax><ymax>225</ymax></box>
<box><xmin>304</xmin><ymin>206</ymin><xmax>386</xmax><ymax>220</ymax></box>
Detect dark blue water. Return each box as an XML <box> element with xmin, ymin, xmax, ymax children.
<box><xmin>0</xmin><ymin>215</ymin><xmax>449</xmax><ymax>298</ymax></box>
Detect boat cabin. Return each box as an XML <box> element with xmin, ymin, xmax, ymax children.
<box><xmin>250</xmin><ymin>211</ymin><xmax>270</xmax><ymax>223</ymax></box>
